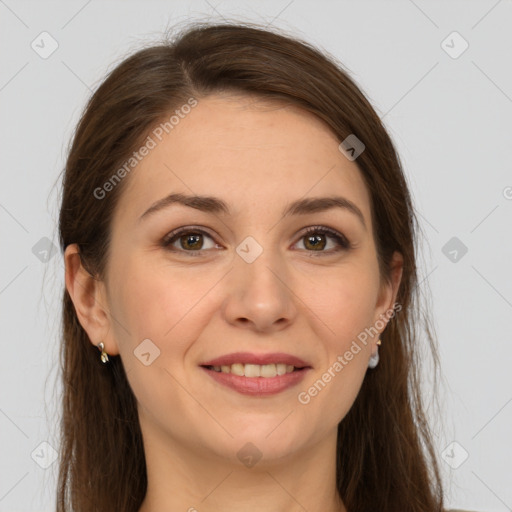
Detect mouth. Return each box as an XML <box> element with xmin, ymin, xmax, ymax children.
<box><xmin>201</xmin><ymin>363</ymin><xmax>307</xmax><ymax>378</ymax></box>
<box><xmin>199</xmin><ymin>351</ymin><xmax>312</xmax><ymax>371</ymax></box>
<box><xmin>199</xmin><ymin>354</ymin><xmax>312</xmax><ymax>396</ymax></box>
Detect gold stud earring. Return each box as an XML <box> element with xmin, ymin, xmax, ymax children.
<box><xmin>97</xmin><ymin>342</ymin><xmax>109</xmax><ymax>363</ymax></box>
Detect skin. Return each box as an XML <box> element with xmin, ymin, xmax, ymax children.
<box><xmin>65</xmin><ymin>93</ymin><xmax>403</xmax><ymax>512</ymax></box>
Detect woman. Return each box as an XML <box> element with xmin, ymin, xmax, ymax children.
<box><xmin>58</xmin><ymin>21</ymin><xmax>459</xmax><ymax>512</ymax></box>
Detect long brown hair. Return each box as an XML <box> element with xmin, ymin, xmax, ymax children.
<box><xmin>57</xmin><ymin>21</ymin><xmax>445</xmax><ymax>512</ymax></box>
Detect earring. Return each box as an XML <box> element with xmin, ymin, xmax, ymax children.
<box><xmin>97</xmin><ymin>342</ymin><xmax>109</xmax><ymax>363</ymax></box>
<box><xmin>368</xmin><ymin>338</ymin><xmax>381</xmax><ymax>369</ymax></box>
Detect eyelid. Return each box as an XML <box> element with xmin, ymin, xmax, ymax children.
<box><xmin>162</xmin><ymin>225</ymin><xmax>215</xmax><ymax>240</ymax></box>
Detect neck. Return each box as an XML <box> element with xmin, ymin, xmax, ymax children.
<box><xmin>137</xmin><ymin>417</ymin><xmax>347</xmax><ymax>512</ymax></box>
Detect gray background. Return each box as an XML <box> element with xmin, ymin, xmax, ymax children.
<box><xmin>1</xmin><ymin>1</ymin><xmax>511</xmax><ymax>511</ymax></box>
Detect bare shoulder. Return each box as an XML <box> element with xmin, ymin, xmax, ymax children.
<box><xmin>445</xmin><ymin>509</ymin><xmax>480</xmax><ymax>512</ymax></box>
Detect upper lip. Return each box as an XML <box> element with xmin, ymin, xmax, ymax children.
<box><xmin>200</xmin><ymin>352</ymin><xmax>312</xmax><ymax>368</ymax></box>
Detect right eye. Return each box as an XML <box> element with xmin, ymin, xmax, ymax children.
<box><xmin>161</xmin><ymin>227</ymin><xmax>221</xmax><ymax>256</ymax></box>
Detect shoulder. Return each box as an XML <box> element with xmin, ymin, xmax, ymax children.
<box><xmin>445</xmin><ymin>509</ymin><xmax>480</xmax><ymax>512</ymax></box>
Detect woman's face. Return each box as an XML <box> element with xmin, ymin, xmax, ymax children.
<box><xmin>71</xmin><ymin>93</ymin><xmax>402</xmax><ymax>466</ymax></box>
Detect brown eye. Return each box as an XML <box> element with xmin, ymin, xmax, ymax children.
<box><xmin>162</xmin><ymin>228</ymin><xmax>218</xmax><ymax>256</ymax></box>
<box><xmin>178</xmin><ymin>233</ymin><xmax>204</xmax><ymax>250</ymax></box>
<box><xmin>303</xmin><ymin>233</ymin><xmax>327</xmax><ymax>251</ymax></box>
<box><xmin>295</xmin><ymin>226</ymin><xmax>350</xmax><ymax>255</ymax></box>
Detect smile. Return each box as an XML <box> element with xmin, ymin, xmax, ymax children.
<box><xmin>200</xmin><ymin>365</ymin><xmax>310</xmax><ymax>396</ymax></box>
<box><xmin>204</xmin><ymin>362</ymin><xmax>299</xmax><ymax>377</ymax></box>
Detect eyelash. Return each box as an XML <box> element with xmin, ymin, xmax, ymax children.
<box><xmin>161</xmin><ymin>225</ymin><xmax>351</xmax><ymax>258</ymax></box>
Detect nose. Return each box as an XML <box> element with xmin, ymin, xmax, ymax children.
<box><xmin>221</xmin><ymin>248</ymin><xmax>298</xmax><ymax>333</ymax></box>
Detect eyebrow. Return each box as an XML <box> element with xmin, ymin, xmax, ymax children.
<box><xmin>138</xmin><ymin>192</ymin><xmax>367</xmax><ymax>230</ymax></box>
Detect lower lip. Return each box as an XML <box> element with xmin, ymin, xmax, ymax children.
<box><xmin>200</xmin><ymin>367</ymin><xmax>310</xmax><ymax>396</ymax></box>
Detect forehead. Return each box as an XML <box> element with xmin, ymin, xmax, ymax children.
<box><xmin>114</xmin><ymin>94</ymin><xmax>372</xmax><ymax>226</ymax></box>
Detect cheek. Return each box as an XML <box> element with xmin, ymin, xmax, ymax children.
<box><xmin>109</xmin><ymin>256</ymin><xmax>217</xmax><ymax>360</ymax></box>
<box><xmin>310</xmin><ymin>262</ymin><xmax>379</xmax><ymax>411</ymax></box>
<box><xmin>309</xmin><ymin>261</ymin><xmax>380</xmax><ymax>339</ymax></box>
<box><xmin>297</xmin><ymin>274</ymin><xmax>376</xmax><ymax>424</ymax></box>
<box><xmin>107</xmin><ymin>260</ymin><xmax>206</xmax><ymax>418</ymax></box>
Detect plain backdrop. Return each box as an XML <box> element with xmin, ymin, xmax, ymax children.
<box><xmin>1</xmin><ymin>1</ymin><xmax>511</xmax><ymax>511</ymax></box>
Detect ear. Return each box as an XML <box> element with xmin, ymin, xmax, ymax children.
<box><xmin>64</xmin><ymin>243</ymin><xmax>120</xmax><ymax>356</ymax></box>
<box><xmin>373</xmin><ymin>250</ymin><xmax>403</xmax><ymax>333</ymax></box>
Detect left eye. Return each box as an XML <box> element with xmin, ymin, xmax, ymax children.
<box><xmin>295</xmin><ymin>226</ymin><xmax>350</xmax><ymax>254</ymax></box>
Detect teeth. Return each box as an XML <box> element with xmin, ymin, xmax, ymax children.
<box><xmin>276</xmin><ymin>363</ymin><xmax>287</xmax><ymax>376</ymax></box>
<box><xmin>245</xmin><ymin>364</ymin><xmax>261</xmax><ymax>377</ymax></box>
<box><xmin>210</xmin><ymin>363</ymin><xmax>298</xmax><ymax>377</ymax></box>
